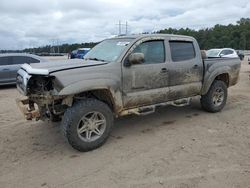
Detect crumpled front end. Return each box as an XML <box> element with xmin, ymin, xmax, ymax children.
<box><xmin>16</xmin><ymin>65</ymin><xmax>70</xmax><ymax>121</ymax></box>
<box><xmin>16</xmin><ymin>98</ymin><xmax>40</xmax><ymax>120</ymax></box>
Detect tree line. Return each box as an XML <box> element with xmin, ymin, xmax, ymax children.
<box><xmin>22</xmin><ymin>42</ymin><xmax>98</xmax><ymax>54</ymax></box>
<box><xmin>158</xmin><ymin>18</ymin><xmax>250</xmax><ymax>50</ymax></box>
<box><xmin>1</xmin><ymin>18</ymin><xmax>249</xmax><ymax>54</ymax></box>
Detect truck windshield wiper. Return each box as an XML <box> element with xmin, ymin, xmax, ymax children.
<box><xmin>84</xmin><ymin>57</ymin><xmax>106</xmax><ymax>62</ymax></box>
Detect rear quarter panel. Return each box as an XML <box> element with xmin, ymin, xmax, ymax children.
<box><xmin>201</xmin><ymin>57</ymin><xmax>241</xmax><ymax>95</ymax></box>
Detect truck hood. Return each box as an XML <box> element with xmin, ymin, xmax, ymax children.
<box><xmin>21</xmin><ymin>59</ymin><xmax>108</xmax><ymax>75</ymax></box>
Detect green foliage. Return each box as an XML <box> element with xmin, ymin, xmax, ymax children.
<box><xmin>22</xmin><ymin>42</ymin><xmax>98</xmax><ymax>54</ymax></box>
<box><xmin>159</xmin><ymin>18</ymin><xmax>250</xmax><ymax>50</ymax></box>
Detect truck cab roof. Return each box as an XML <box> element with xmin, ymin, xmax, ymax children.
<box><xmin>114</xmin><ymin>34</ymin><xmax>195</xmax><ymax>41</ymax></box>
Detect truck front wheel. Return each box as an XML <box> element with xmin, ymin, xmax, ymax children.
<box><xmin>200</xmin><ymin>80</ymin><xmax>228</xmax><ymax>113</ymax></box>
<box><xmin>61</xmin><ymin>99</ymin><xmax>113</xmax><ymax>152</ymax></box>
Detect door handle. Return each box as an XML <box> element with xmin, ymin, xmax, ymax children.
<box><xmin>160</xmin><ymin>68</ymin><xmax>168</xmax><ymax>73</ymax></box>
<box><xmin>193</xmin><ymin>65</ymin><xmax>198</xmax><ymax>69</ymax></box>
<box><xmin>3</xmin><ymin>68</ymin><xmax>9</xmax><ymax>71</ymax></box>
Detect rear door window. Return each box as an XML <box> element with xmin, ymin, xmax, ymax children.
<box><xmin>169</xmin><ymin>41</ymin><xmax>195</xmax><ymax>62</ymax></box>
<box><xmin>12</xmin><ymin>56</ymin><xmax>40</xmax><ymax>65</ymax></box>
<box><xmin>224</xmin><ymin>50</ymin><xmax>233</xmax><ymax>55</ymax></box>
<box><xmin>12</xmin><ymin>56</ymin><xmax>27</xmax><ymax>65</ymax></box>
<box><xmin>26</xmin><ymin>57</ymin><xmax>40</xmax><ymax>63</ymax></box>
<box><xmin>0</xmin><ymin>57</ymin><xmax>12</xmax><ymax>66</ymax></box>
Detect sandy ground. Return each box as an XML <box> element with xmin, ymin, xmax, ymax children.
<box><xmin>0</xmin><ymin>57</ymin><xmax>250</xmax><ymax>188</ymax></box>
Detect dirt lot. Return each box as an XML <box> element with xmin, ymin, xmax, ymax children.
<box><xmin>0</xmin><ymin>58</ymin><xmax>250</xmax><ymax>188</ymax></box>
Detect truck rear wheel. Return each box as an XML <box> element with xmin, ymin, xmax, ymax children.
<box><xmin>200</xmin><ymin>80</ymin><xmax>227</xmax><ymax>113</ymax></box>
<box><xmin>61</xmin><ymin>99</ymin><xmax>113</xmax><ymax>152</ymax></box>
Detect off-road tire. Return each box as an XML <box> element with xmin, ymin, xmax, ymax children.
<box><xmin>61</xmin><ymin>99</ymin><xmax>113</xmax><ymax>152</ymax></box>
<box><xmin>201</xmin><ymin>80</ymin><xmax>228</xmax><ymax>113</ymax></box>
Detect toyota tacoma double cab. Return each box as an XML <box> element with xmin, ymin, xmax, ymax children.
<box><xmin>16</xmin><ymin>34</ymin><xmax>241</xmax><ymax>151</ymax></box>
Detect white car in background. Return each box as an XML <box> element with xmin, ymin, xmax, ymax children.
<box><xmin>206</xmin><ymin>48</ymin><xmax>238</xmax><ymax>58</ymax></box>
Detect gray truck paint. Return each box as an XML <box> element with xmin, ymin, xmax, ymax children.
<box><xmin>16</xmin><ymin>34</ymin><xmax>241</xmax><ymax>118</ymax></box>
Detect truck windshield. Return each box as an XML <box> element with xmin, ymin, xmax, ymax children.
<box><xmin>84</xmin><ymin>39</ymin><xmax>132</xmax><ymax>62</ymax></box>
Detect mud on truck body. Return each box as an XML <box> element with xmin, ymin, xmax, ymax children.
<box><xmin>16</xmin><ymin>34</ymin><xmax>241</xmax><ymax>151</ymax></box>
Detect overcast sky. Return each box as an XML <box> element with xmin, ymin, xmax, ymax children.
<box><xmin>0</xmin><ymin>0</ymin><xmax>249</xmax><ymax>50</ymax></box>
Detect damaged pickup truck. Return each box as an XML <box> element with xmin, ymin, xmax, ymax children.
<box><xmin>16</xmin><ymin>34</ymin><xmax>241</xmax><ymax>151</ymax></box>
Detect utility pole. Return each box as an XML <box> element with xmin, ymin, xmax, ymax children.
<box><xmin>116</xmin><ymin>21</ymin><xmax>129</xmax><ymax>36</ymax></box>
<box><xmin>126</xmin><ymin>21</ymin><xmax>128</xmax><ymax>35</ymax></box>
<box><xmin>119</xmin><ymin>20</ymin><xmax>121</xmax><ymax>35</ymax></box>
<box><xmin>56</xmin><ymin>39</ymin><xmax>60</xmax><ymax>53</ymax></box>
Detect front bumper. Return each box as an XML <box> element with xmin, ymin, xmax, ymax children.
<box><xmin>16</xmin><ymin>98</ymin><xmax>40</xmax><ymax>120</ymax></box>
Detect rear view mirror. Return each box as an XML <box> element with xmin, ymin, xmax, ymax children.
<box><xmin>128</xmin><ymin>53</ymin><xmax>144</xmax><ymax>65</ymax></box>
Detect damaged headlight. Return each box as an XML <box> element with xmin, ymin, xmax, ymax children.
<box><xmin>16</xmin><ymin>69</ymin><xmax>31</xmax><ymax>96</ymax></box>
<box><xmin>28</xmin><ymin>76</ymin><xmax>55</xmax><ymax>95</ymax></box>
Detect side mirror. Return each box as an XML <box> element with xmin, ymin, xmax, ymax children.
<box><xmin>128</xmin><ymin>53</ymin><xmax>144</xmax><ymax>65</ymax></box>
<box><xmin>219</xmin><ymin>53</ymin><xmax>225</xmax><ymax>57</ymax></box>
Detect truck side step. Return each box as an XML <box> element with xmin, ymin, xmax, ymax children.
<box><xmin>119</xmin><ymin>97</ymin><xmax>193</xmax><ymax>116</ymax></box>
<box><xmin>171</xmin><ymin>98</ymin><xmax>191</xmax><ymax>107</ymax></box>
<box><xmin>138</xmin><ymin>107</ymin><xmax>155</xmax><ymax>116</ymax></box>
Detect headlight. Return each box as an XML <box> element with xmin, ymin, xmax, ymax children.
<box><xmin>16</xmin><ymin>69</ymin><xmax>31</xmax><ymax>96</ymax></box>
<box><xmin>28</xmin><ymin>76</ymin><xmax>54</xmax><ymax>94</ymax></box>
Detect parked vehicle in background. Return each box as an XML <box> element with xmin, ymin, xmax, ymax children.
<box><xmin>70</xmin><ymin>48</ymin><xmax>90</xmax><ymax>59</ymax></box>
<box><xmin>69</xmin><ymin>50</ymin><xmax>78</xmax><ymax>59</ymax></box>
<box><xmin>76</xmin><ymin>48</ymin><xmax>90</xmax><ymax>59</ymax></box>
<box><xmin>206</xmin><ymin>48</ymin><xmax>238</xmax><ymax>58</ymax></box>
<box><xmin>0</xmin><ymin>53</ymin><xmax>45</xmax><ymax>85</ymax></box>
<box><xmin>236</xmin><ymin>50</ymin><xmax>245</xmax><ymax>60</ymax></box>
<box><xmin>16</xmin><ymin>34</ymin><xmax>241</xmax><ymax>152</ymax></box>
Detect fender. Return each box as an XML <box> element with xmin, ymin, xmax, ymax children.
<box><xmin>57</xmin><ymin>78</ymin><xmax>123</xmax><ymax>112</ymax></box>
<box><xmin>201</xmin><ymin>66</ymin><xmax>231</xmax><ymax>95</ymax></box>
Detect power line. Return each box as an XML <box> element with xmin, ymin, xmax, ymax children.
<box><xmin>126</xmin><ymin>21</ymin><xmax>128</xmax><ymax>35</ymax></box>
<box><xmin>119</xmin><ymin>20</ymin><xmax>121</xmax><ymax>35</ymax></box>
<box><xmin>116</xmin><ymin>21</ymin><xmax>129</xmax><ymax>36</ymax></box>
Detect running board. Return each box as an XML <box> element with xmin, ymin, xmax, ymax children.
<box><xmin>119</xmin><ymin>97</ymin><xmax>192</xmax><ymax>116</ymax></box>
<box><xmin>171</xmin><ymin>98</ymin><xmax>191</xmax><ymax>107</ymax></box>
<box><xmin>138</xmin><ymin>107</ymin><xmax>155</xmax><ymax>116</ymax></box>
